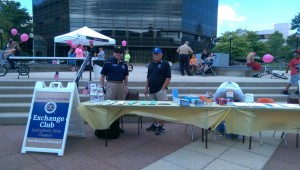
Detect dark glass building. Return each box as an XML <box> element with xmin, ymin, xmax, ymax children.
<box><xmin>33</xmin><ymin>0</ymin><xmax>218</xmax><ymax>62</ymax></box>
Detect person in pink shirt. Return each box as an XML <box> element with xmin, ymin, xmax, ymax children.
<box><xmin>75</xmin><ymin>44</ymin><xmax>83</xmax><ymax>57</ymax></box>
<box><xmin>282</xmin><ymin>49</ymin><xmax>300</xmax><ymax>95</ymax></box>
<box><xmin>75</xmin><ymin>44</ymin><xmax>84</xmax><ymax>70</ymax></box>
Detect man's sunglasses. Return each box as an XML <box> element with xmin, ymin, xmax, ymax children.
<box><xmin>114</xmin><ymin>51</ymin><xmax>123</xmax><ymax>54</ymax></box>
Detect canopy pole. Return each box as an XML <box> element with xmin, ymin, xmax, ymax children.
<box><xmin>54</xmin><ymin>42</ymin><xmax>56</xmax><ymax>57</ymax></box>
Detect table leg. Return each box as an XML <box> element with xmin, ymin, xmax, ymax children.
<box><xmin>105</xmin><ymin>129</ymin><xmax>108</xmax><ymax>146</ymax></box>
<box><xmin>296</xmin><ymin>133</ymin><xmax>299</xmax><ymax>148</ymax></box>
<box><xmin>205</xmin><ymin>129</ymin><xmax>208</xmax><ymax>149</ymax></box>
<box><xmin>249</xmin><ymin>136</ymin><xmax>252</xmax><ymax>150</ymax></box>
<box><xmin>202</xmin><ymin>128</ymin><xmax>204</xmax><ymax>142</ymax></box>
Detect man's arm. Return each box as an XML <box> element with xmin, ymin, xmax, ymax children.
<box><xmin>144</xmin><ymin>78</ymin><xmax>149</xmax><ymax>97</ymax></box>
<box><xmin>100</xmin><ymin>75</ymin><xmax>105</xmax><ymax>87</ymax></box>
<box><xmin>124</xmin><ymin>76</ymin><xmax>128</xmax><ymax>95</ymax></box>
<box><xmin>188</xmin><ymin>47</ymin><xmax>193</xmax><ymax>54</ymax></box>
<box><xmin>162</xmin><ymin>78</ymin><xmax>171</xmax><ymax>90</ymax></box>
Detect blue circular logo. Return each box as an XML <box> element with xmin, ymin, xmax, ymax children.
<box><xmin>44</xmin><ymin>102</ymin><xmax>57</xmax><ymax>114</ymax></box>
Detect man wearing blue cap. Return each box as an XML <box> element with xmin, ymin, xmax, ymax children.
<box><xmin>144</xmin><ymin>47</ymin><xmax>171</xmax><ymax>135</ymax></box>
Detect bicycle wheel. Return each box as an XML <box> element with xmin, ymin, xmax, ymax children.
<box><xmin>128</xmin><ymin>64</ymin><xmax>133</xmax><ymax>72</ymax></box>
<box><xmin>272</xmin><ymin>73</ymin><xmax>288</xmax><ymax>80</ymax></box>
<box><xmin>18</xmin><ymin>64</ymin><xmax>30</xmax><ymax>76</ymax></box>
<box><xmin>0</xmin><ymin>65</ymin><xmax>8</xmax><ymax>76</ymax></box>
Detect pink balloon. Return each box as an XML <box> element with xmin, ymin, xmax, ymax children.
<box><xmin>262</xmin><ymin>54</ymin><xmax>274</xmax><ymax>63</ymax></box>
<box><xmin>89</xmin><ymin>40</ymin><xmax>94</xmax><ymax>44</ymax></box>
<box><xmin>67</xmin><ymin>40</ymin><xmax>72</xmax><ymax>45</ymax></box>
<box><xmin>122</xmin><ymin>40</ymin><xmax>127</xmax><ymax>47</ymax></box>
<box><xmin>11</xmin><ymin>28</ymin><xmax>18</xmax><ymax>36</ymax></box>
<box><xmin>20</xmin><ymin>33</ymin><xmax>29</xmax><ymax>42</ymax></box>
<box><xmin>71</xmin><ymin>43</ymin><xmax>77</xmax><ymax>48</ymax></box>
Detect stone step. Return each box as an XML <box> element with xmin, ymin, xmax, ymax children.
<box><xmin>0</xmin><ymin>85</ymin><xmax>295</xmax><ymax>95</ymax></box>
<box><xmin>0</xmin><ymin>79</ymin><xmax>288</xmax><ymax>87</ymax></box>
<box><xmin>0</xmin><ymin>112</ymin><xmax>28</xmax><ymax>125</ymax></box>
<box><xmin>0</xmin><ymin>103</ymin><xmax>31</xmax><ymax>112</ymax></box>
<box><xmin>0</xmin><ymin>91</ymin><xmax>292</xmax><ymax>104</ymax></box>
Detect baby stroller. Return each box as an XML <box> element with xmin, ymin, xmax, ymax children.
<box><xmin>197</xmin><ymin>55</ymin><xmax>217</xmax><ymax>76</ymax></box>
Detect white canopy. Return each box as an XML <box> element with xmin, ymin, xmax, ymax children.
<box><xmin>54</xmin><ymin>26</ymin><xmax>116</xmax><ymax>46</ymax></box>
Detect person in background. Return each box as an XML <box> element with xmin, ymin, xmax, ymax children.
<box><xmin>176</xmin><ymin>41</ymin><xmax>193</xmax><ymax>76</ymax></box>
<box><xmin>100</xmin><ymin>45</ymin><xmax>129</xmax><ymax>133</ymax></box>
<box><xmin>83</xmin><ymin>46</ymin><xmax>89</xmax><ymax>58</ymax></box>
<box><xmin>246</xmin><ymin>50</ymin><xmax>261</xmax><ymax>77</ymax></box>
<box><xmin>189</xmin><ymin>54</ymin><xmax>197</xmax><ymax>66</ymax></box>
<box><xmin>200</xmin><ymin>48</ymin><xmax>211</xmax><ymax>66</ymax></box>
<box><xmin>67</xmin><ymin>47</ymin><xmax>76</xmax><ymax>71</ymax></box>
<box><xmin>75</xmin><ymin>44</ymin><xmax>83</xmax><ymax>70</ymax></box>
<box><xmin>144</xmin><ymin>47</ymin><xmax>171</xmax><ymax>136</ymax></box>
<box><xmin>189</xmin><ymin>54</ymin><xmax>198</xmax><ymax>71</ymax></box>
<box><xmin>89</xmin><ymin>44</ymin><xmax>97</xmax><ymax>66</ymax></box>
<box><xmin>282</xmin><ymin>49</ymin><xmax>300</xmax><ymax>95</ymax></box>
<box><xmin>4</xmin><ymin>41</ymin><xmax>21</xmax><ymax>71</ymax></box>
<box><xmin>213</xmin><ymin>81</ymin><xmax>245</xmax><ymax>102</ymax></box>
<box><xmin>3</xmin><ymin>38</ymin><xmax>13</xmax><ymax>50</ymax></box>
<box><xmin>124</xmin><ymin>49</ymin><xmax>131</xmax><ymax>63</ymax></box>
<box><xmin>83</xmin><ymin>46</ymin><xmax>91</xmax><ymax>70</ymax></box>
<box><xmin>97</xmin><ymin>47</ymin><xmax>105</xmax><ymax>61</ymax></box>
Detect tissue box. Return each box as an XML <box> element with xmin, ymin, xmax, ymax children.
<box><xmin>180</xmin><ymin>99</ymin><xmax>190</xmax><ymax>107</ymax></box>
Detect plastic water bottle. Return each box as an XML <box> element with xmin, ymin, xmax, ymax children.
<box><xmin>98</xmin><ymin>87</ymin><xmax>104</xmax><ymax>102</ymax></box>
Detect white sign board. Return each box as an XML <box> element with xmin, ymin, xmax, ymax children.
<box><xmin>245</xmin><ymin>93</ymin><xmax>254</xmax><ymax>103</ymax></box>
<box><xmin>21</xmin><ymin>81</ymin><xmax>84</xmax><ymax>156</ymax></box>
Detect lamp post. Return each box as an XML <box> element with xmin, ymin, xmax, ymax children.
<box><xmin>0</xmin><ymin>29</ymin><xmax>3</xmax><ymax>50</ymax></box>
<box><xmin>229</xmin><ymin>32</ymin><xmax>232</xmax><ymax>61</ymax></box>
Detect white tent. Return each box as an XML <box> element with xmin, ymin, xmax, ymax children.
<box><xmin>54</xmin><ymin>26</ymin><xmax>116</xmax><ymax>56</ymax></box>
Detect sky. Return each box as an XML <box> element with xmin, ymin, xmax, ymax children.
<box><xmin>18</xmin><ymin>0</ymin><xmax>300</xmax><ymax>37</ymax></box>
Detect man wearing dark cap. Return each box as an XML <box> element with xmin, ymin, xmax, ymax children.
<box><xmin>144</xmin><ymin>47</ymin><xmax>171</xmax><ymax>135</ymax></box>
<box><xmin>176</xmin><ymin>41</ymin><xmax>193</xmax><ymax>76</ymax></box>
<box><xmin>282</xmin><ymin>49</ymin><xmax>300</xmax><ymax>95</ymax></box>
<box><xmin>100</xmin><ymin>45</ymin><xmax>129</xmax><ymax>134</ymax></box>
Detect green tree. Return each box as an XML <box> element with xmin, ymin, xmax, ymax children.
<box><xmin>291</xmin><ymin>12</ymin><xmax>300</xmax><ymax>30</ymax></box>
<box><xmin>0</xmin><ymin>0</ymin><xmax>32</xmax><ymax>47</ymax></box>
<box><xmin>213</xmin><ymin>30</ymin><xmax>268</xmax><ymax>63</ymax></box>
<box><xmin>266</xmin><ymin>31</ymin><xmax>285</xmax><ymax>58</ymax></box>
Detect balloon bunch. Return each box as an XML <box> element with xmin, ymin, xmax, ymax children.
<box><xmin>66</xmin><ymin>40</ymin><xmax>77</xmax><ymax>48</ymax></box>
<box><xmin>10</xmin><ymin>28</ymin><xmax>29</xmax><ymax>42</ymax></box>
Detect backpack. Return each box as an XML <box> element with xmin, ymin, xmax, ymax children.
<box><xmin>94</xmin><ymin>119</ymin><xmax>120</xmax><ymax>139</ymax></box>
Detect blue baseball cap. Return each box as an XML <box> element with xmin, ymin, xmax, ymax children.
<box><xmin>152</xmin><ymin>47</ymin><xmax>162</xmax><ymax>54</ymax></box>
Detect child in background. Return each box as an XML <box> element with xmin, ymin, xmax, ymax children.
<box><xmin>282</xmin><ymin>49</ymin><xmax>300</xmax><ymax>95</ymax></box>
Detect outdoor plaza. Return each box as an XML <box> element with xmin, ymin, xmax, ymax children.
<box><xmin>0</xmin><ymin>65</ymin><xmax>300</xmax><ymax>170</ymax></box>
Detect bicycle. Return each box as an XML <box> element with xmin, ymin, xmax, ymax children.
<box><xmin>271</xmin><ymin>72</ymin><xmax>288</xmax><ymax>80</ymax></box>
<box><xmin>259</xmin><ymin>62</ymin><xmax>288</xmax><ymax>80</ymax></box>
<box><xmin>0</xmin><ymin>52</ymin><xmax>30</xmax><ymax>78</ymax></box>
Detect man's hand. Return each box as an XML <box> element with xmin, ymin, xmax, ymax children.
<box><xmin>144</xmin><ymin>88</ymin><xmax>148</xmax><ymax>97</ymax></box>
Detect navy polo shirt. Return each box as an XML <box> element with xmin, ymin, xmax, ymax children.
<box><xmin>147</xmin><ymin>60</ymin><xmax>171</xmax><ymax>94</ymax></box>
<box><xmin>101</xmin><ymin>57</ymin><xmax>129</xmax><ymax>81</ymax></box>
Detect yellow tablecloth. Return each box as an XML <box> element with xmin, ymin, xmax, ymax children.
<box><xmin>77</xmin><ymin>101</ymin><xmax>300</xmax><ymax>136</ymax></box>
<box><xmin>225</xmin><ymin>107</ymin><xmax>300</xmax><ymax>136</ymax></box>
<box><xmin>77</xmin><ymin>101</ymin><xmax>230</xmax><ymax>130</ymax></box>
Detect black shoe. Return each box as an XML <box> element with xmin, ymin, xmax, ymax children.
<box><xmin>252</xmin><ymin>73</ymin><xmax>259</xmax><ymax>78</ymax></box>
<box><xmin>282</xmin><ymin>90</ymin><xmax>289</xmax><ymax>95</ymax></box>
<box><xmin>146</xmin><ymin>123</ymin><xmax>159</xmax><ymax>131</ymax></box>
<box><xmin>155</xmin><ymin>126</ymin><xmax>166</xmax><ymax>135</ymax></box>
<box><xmin>188</xmin><ymin>74</ymin><xmax>193</xmax><ymax>76</ymax></box>
<box><xmin>119</xmin><ymin>128</ymin><xmax>125</xmax><ymax>133</ymax></box>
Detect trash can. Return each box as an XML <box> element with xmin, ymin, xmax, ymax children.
<box><xmin>93</xmin><ymin>64</ymin><xmax>102</xmax><ymax>79</ymax></box>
